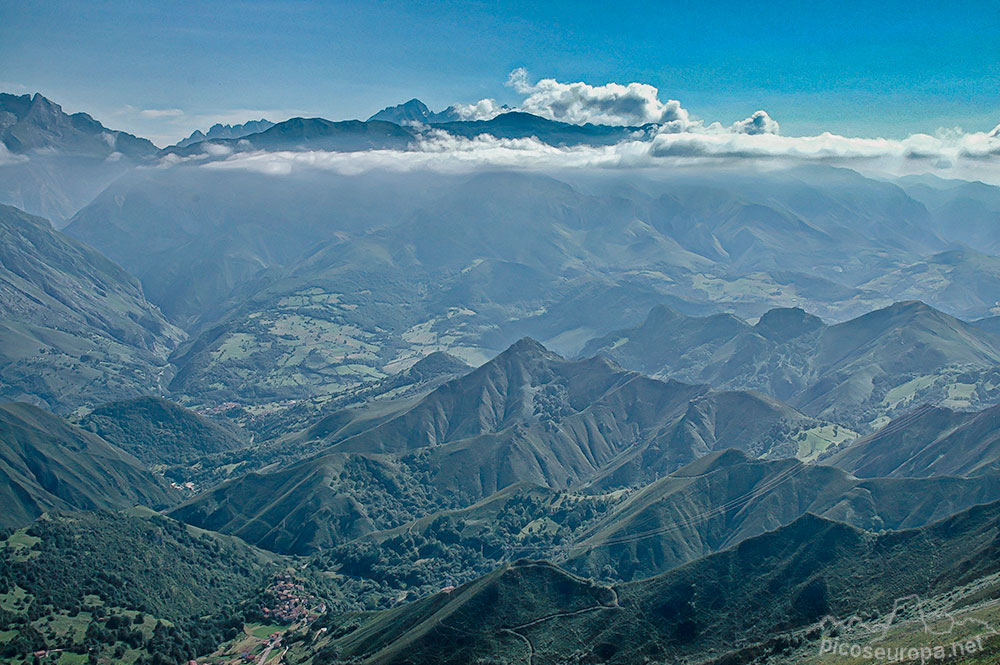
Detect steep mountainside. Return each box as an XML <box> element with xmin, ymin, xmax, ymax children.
<box><xmin>323</xmin><ymin>339</ymin><xmax>823</xmax><ymax>494</ymax></box>
<box><xmin>0</xmin><ymin>402</ymin><xmax>178</xmax><ymax>528</ymax></box>
<box><xmin>77</xmin><ymin>396</ymin><xmax>247</xmax><ymax>466</ymax></box>
<box><xmin>368</xmin><ymin>99</ymin><xmax>443</xmax><ymax>125</ymax></box>
<box><xmin>0</xmin><ymin>93</ymin><xmax>158</xmax><ymax>224</ymax></box>
<box><xmin>566</xmin><ymin>449</ymin><xmax>1000</xmax><ymax>580</ymax></box>
<box><xmin>0</xmin><ymin>204</ymin><xmax>183</xmax><ymax>412</ymax></box>
<box><xmin>0</xmin><ymin>93</ymin><xmax>155</xmax><ymax>158</ymax></box>
<box><xmin>584</xmin><ymin>300</ymin><xmax>1000</xmax><ymax>428</ymax></box>
<box><xmin>825</xmin><ymin>402</ymin><xmax>1000</xmax><ymax>478</ymax></box>
<box><xmin>169</xmin><ymin>339</ymin><xmax>827</xmax><ymax>553</ymax></box>
<box><xmin>328</xmin><ymin>501</ymin><xmax>1000</xmax><ymax>665</ymax></box>
<box><xmin>974</xmin><ymin>315</ymin><xmax>1000</xmax><ymax>336</ymax></box>
<box><xmin>168</xmin><ymin>452</ymin><xmax>453</xmax><ymax>555</ymax></box>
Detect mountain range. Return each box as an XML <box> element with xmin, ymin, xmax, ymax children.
<box><xmin>174</xmin><ymin>118</ymin><xmax>275</xmax><ymax>147</ymax></box>
<box><xmin>327</xmin><ymin>499</ymin><xmax>1000</xmax><ymax>665</ymax></box>
<box><xmin>565</xmin><ymin>449</ymin><xmax>1000</xmax><ymax>581</ymax></box>
<box><xmin>5</xmin><ymin>91</ymin><xmax>1000</xmax><ymax>665</ymax></box>
<box><xmin>167</xmin><ymin>337</ymin><xmax>832</xmax><ymax>553</ymax></box>
<box><xmin>583</xmin><ymin>300</ymin><xmax>1000</xmax><ymax>428</ymax></box>
<box><xmin>61</xmin><ymin>166</ymin><xmax>993</xmax><ymax>419</ymax></box>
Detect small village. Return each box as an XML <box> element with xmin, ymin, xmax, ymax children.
<box><xmin>259</xmin><ymin>577</ymin><xmax>327</xmax><ymax>625</ymax></box>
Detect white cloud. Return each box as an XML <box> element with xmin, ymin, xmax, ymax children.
<box><xmin>730</xmin><ymin>110</ymin><xmax>780</xmax><ymax>135</ymax></box>
<box><xmin>138</xmin><ymin>108</ymin><xmax>185</xmax><ymax>119</ymax></box>
<box><xmin>504</xmin><ymin>68</ymin><xmax>696</xmax><ymax>129</ymax></box>
<box><xmin>444</xmin><ymin>99</ymin><xmax>506</xmax><ymax>121</ymax></box>
<box><xmin>194</xmin><ymin>122</ymin><xmax>1000</xmax><ymax>185</ymax></box>
<box><xmin>133</xmin><ymin>70</ymin><xmax>999</xmax><ymax>183</ymax></box>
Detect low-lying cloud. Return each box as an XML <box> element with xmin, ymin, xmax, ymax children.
<box><xmin>199</xmin><ymin>123</ymin><xmax>1000</xmax><ymax>185</ymax></box>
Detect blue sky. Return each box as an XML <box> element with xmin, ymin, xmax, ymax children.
<box><xmin>1</xmin><ymin>0</ymin><xmax>998</xmax><ymax>145</ymax></box>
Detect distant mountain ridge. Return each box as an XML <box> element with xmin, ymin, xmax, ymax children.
<box><xmin>367</xmin><ymin>98</ymin><xmax>456</xmax><ymax>125</ymax></box>
<box><xmin>161</xmin><ymin>116</ymin><xmax>415</xmax><ymax>157</ymax></box>
<box><xmin>65</xmin><ymin>168</ymin><xmax>962</xmax><ymax>412</ymax></box>
<box><xmin>583</xmin><ymin>300</ymin><xmax>1000</xmax><ymax>427</ymax></box>
<box><xmin>0</xmin><ymin>92</ymin><xmax>157</xmax><ymax>158</ymax></box>
<box><xmin>174</xmin><ymin>118</ymin><xmax>275</xmax><ymax>147</ymax></box>
<box><xmin>164</xmin><ymin>107</ymin><xmax>651</xmax><ymax>159</ymax></box>
<box><xmin>0</xmin><ymin>92</ymin><xmax>159</xmax><ymax>223</ymax></box>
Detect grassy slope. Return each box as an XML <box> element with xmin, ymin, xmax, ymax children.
<box><xmin>77</xmin><ymin>395</ymin><xmax>247</xmax><ymax>466</ymax></box>
<box><xmin>0</xmin><ymin>402</ymin><xmax>178</xmax><ymax>529</ymax></box>
<box><xmin>825</xmin><ymin>402</ymin><xmax>1000</xmax><ymax>478</ymax></box>
<box><xmin>0</xmin><ymin>204</ymin><xmax>183</xmax><ymax>412</ymax></box>
<box><xmin>323</xmin><ymin>499</ymin><xmax>1000</xmax><ymax>665</ymax></box>
<box><xmin>565</xmin><ymin>449</ymin><xmax>1000</xmax><ymax>581</ymax></box>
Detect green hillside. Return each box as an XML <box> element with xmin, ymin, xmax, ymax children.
<box><xmin>584</xmin><ymin>300</ymin><xmax>1000</xmax><ymax>428</ymax></box>
<box><xmin>566</xmin><ymin>449</ymin><xmax>1000</xmax><ymax>581</ymax></box>
<box><xmin>167</xmin><ymin>452</ymin><xmax>455</xmax><ymax>555</ymax></box>
<box><xmin>77</xmin><ymin>396</ymin><xmax>247</xmax><ymax>466</ymax></box>
<box><xmin>0</xmin><ymin>204</ymin><xmax>183</xmax><ymax>412</ymax></box>
<box><xmin>825</xmin><ymin>402</ymin><xmax>1000</xmax><ymax>478</ymax></box>
<box><xmin>0</xmin><ymin>509</ymin><xmax>280</xmax><ymax>664</ymax></box>
<box><xmin>307</xmin><ymin>483</ymin><xmax>620</xmax><ymax>609</ymax></box>
<box><xmin>0</xmin><ymin>402</ymin><xmax>178</xmax><ymax>528</ymax></box>
<box><xmin>322</xmin><ymin>500</ymin><xmax>1000</xmax><ymax>665</ymax></box>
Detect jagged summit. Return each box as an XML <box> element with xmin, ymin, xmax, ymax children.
<box><xmin>0</xmin><ymin>91</ymin><xmax>157</xmax><ymax>157</ymax></box>
<box><xmin>368</xmin><ymin>98</ymin><xmax>435</xmax><ymax>124</ymax></box>
<box><xmin>174</xmin><ymin>118</ymin><xmax>274</xmax><ymax>147</ymax></box>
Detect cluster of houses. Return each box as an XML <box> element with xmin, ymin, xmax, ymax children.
<box><xmin>259</xmin><ymin>577</ymin><xmax>326</xmax><ymax>624</ymax></box>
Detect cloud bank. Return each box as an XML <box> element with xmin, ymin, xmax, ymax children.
<box><xmin>197</xmin><ymin>122</ymin><xmax>1000</xmax><ymax>185</ymax></box>
<box><xmin>151</xmin><ymin>69</ymin><xmax>1000</xmax><ymax>183</ymax></box>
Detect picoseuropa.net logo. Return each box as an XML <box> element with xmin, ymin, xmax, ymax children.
<box><xmin>817</xmin><ymin>595</ymin><xmax>998</xmax><ymax>664</ymax></box>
